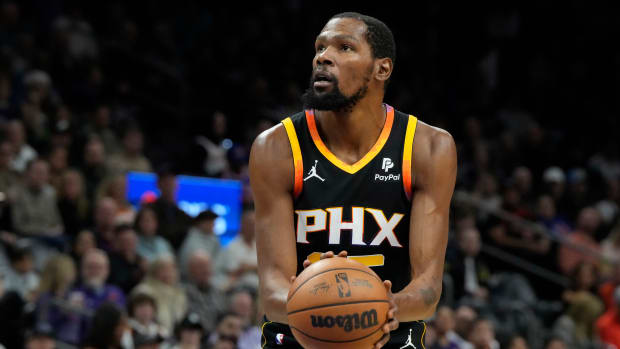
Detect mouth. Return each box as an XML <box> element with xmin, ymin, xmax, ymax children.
<box><xmin>312</xmin><ymin>71</ymin><xmax>334</xmax><ymax>89</ymax></box>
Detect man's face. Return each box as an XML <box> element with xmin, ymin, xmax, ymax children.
<box><xmin>28</xmin><ymin>161</ymin><xmax>50</xmax><ymax>189</ymax></box>
<box><xmin>302</xmin><ymin>17</ymin><xmax>376</xmax><ymax>111</ymax></box>
<box><xmin>82</xmin><ymin>252</ymin><xmax>109</xmax><ymax>288</ymax></box>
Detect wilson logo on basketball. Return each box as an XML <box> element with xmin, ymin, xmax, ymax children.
<box><xmin>335</xmin><ymin>273</ymin><xmax>351</xmax><ymax>298</ymax></box>
<box><xmin>310</xmin><ymin>309</ymin><xmax>379</xmax><ymax>332</ymax></box>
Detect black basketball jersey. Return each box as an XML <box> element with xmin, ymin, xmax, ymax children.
<box><xmin>281</xmin><ymin>104</ymin><xmax>418</xmax><ymax>293</ymax></box>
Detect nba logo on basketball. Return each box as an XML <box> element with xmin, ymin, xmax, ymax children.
<box><xmin>276</xmin><ymin>333</ymin><xmax>285</xmax><ymax>345</ymax></box>
<box><xmin>335</xmin><ymin>273</ymin><xmax>352</xmax><ymax>298</ymax></box>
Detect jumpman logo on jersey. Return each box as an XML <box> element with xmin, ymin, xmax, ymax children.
<box><xmin>399</xmin><ymin>328</ymin><xmax>417</xmax><ymax>349</ymax></box>
<box><xmin>304</xmin><ymin>160</ymin><xmax>325</xmax><ymax>182</ymax></box>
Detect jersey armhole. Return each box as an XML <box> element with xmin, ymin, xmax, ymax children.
<box><xmin>282</xmin><ymin>118</ymin><xmax>304</xmax><ymax>198</ymax></box>
<box><xmin>402</xmin><ymin>115</ymin><xmax>418</xmax><ymax>201</ymax></box>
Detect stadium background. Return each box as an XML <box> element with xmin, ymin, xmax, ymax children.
<box><xmin>0</xmin><ymin>1</ymin><xmax>619</xmax><ymax>348</ymax></box>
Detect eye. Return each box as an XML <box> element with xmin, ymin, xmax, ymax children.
<box><xmin>341</xmin><ymin>44</ymin><xmax>353</xmax><ymax>51</ymax></box>
<box><xmin>316</xmin><ymin>45</ymin><xmax>326</xmax><ymax>53</ymax></box>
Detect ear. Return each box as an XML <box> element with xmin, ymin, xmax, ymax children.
<box><xmin>374</xmin><ymin>58</ymin><xmax>393</xmax><ymax>84</ymax></box>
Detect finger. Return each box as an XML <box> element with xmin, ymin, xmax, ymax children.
<box><xmin>320</xmin><ymin>251</ymin><xmax>335</xmax><ymax>259</ymax></box>
<box><xmin>290</xmin><ymin>275</ymin><xmax>297</xmax><ymax>283</ymax></box>
<box><xmin>383</xmin><ymin>280</ymin><xmax>393</xmax><ymax>293</ymax></box>
<box><xmin>387</xmin><ymin>317</ymin><xmax>399</xmax><ymax>331</ymax></box>
<box><xmin>336</xmin><ymin>250</ymin><xmax>348</xmax><ymax>258</ymax></box>
<box><xmin>302</xmin><ymin>259</ymin><xmax>311</xmax><ymax>268</ymax></box>
<box><xmin>374</xmin><ymin>334</ymin><xmax>390</xmax><ymax>348</ymax></box>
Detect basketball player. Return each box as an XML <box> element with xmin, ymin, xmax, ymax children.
<box><xmin>250</xmin><ymin>12</ymin><xmax>457</xmax><ymax>348</ymax></box>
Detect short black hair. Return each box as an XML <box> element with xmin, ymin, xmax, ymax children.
<box><xmin>330</xmin><ymin>12</ymin><xmax>396</xmax><ymax>86</ymax></box>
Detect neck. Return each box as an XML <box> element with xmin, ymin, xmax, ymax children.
<box><xmin>314</xmin><ymin>100</ymin><xmax>386</xmax><ymax>164</ymax></box>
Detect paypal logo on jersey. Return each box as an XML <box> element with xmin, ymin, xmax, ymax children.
<box><xmin>382</xmin><ymin>158</ymin><xmax>394</xmax><ymax>172</ymax></box>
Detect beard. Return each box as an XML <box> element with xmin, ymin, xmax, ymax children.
<box><xmin>301</xmin><ymin>74</ymin><xmax>370</xmax><ymax>112</ymax></box>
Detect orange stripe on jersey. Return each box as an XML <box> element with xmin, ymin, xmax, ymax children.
<box><xmin>305</xmin><ymin>106</ymin><xmax>395</xmax><ymax>174</ymax></box>
<box><xmin>402</xmin><ymin>115</ymin><xmax>418</xmax><ymax>201</ymax></box>
<box><xmin>282</xmin><ymin>118</ymin><xmax>304</xmax><ymax>198</ymax></box>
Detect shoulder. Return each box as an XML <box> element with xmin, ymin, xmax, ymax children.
<box><xmin>250</xmin><ymin>122</ymin><xmax>291</xmax><ymax>162</ymax></box>
<box><xmin>249</xmin><ymin>121</ymin><xmax>295</xmax><ymax>191</ymax></box>
<box><xmin>414</xmin><ymin>121</ymin><xmax>456</xmax><ymax>160</ymax></box>
<box><xmin>411</xmin><ymin>121</ymin><xmax>457</xmax><ymax>186</ymax></box>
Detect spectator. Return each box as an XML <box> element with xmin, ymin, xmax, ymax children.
<box><xmin>195</xmin><ymin>111</ymin><xmax>231</xmax><ymax>177</ymax></box>
<box><xmin>1</xmin><ymin>243</ymin><xmax>39</xmax><ymax>301</ymax></box>
<box><xmin>542</xmin><ymin>167</ymin><xmax>567</xmax><ymax>208</ymax></box>
<box><xmin>91</xmin><ymin>197</ymin><xmax>117</xmax><ymax>252</ymax></box>
<box><xmin>506</xmin><ymin>336</ymin><xmax>529</xmax><ymax>349</ymax></box>
<box><xmin>11</xmin><ymin>158</ymin><xmax>64</xmax><ymax>237</ymax></box>
<box><xmin>57</xmin><ymin>169</ymin><xmax>90</xmax><ymax>237</ymax></box>
<box><xmin>81</xmin><ymin>136</ymin><xmax>108</xmax><ymax>202</ymax></box>
<box><xmin>127</xmin><ymin>292</ymin><xmax>167</xmax><ymax>341</ymax></box>
<box><xmin>536</xmin><ymin>195</ymin><xmax>571</xmax><ymax>239</ymax></box>
<box><xmin>96</xmin><ymin>174</ymin><xmax>136</xmax><ymax>225</ymax></box>
<box><xmin>543</xmin><ymin>338</ymin><xmax>567</xmax><ymax>349</ymax></box>
<box><xmin>599</xmin><ymin>263</ymin><xmax>620</xmax><ymax>310</ymax></box>
<box><xmin>5</xmin><ymin>119</ymin><xmax>37</xmax><ymax>173</ymax></box>
<box><xmin>554</xmin><ymin>262</ymin><xmax>604</xmax><ymax>346</ymax></box>
<box><xmin>132</xmin><ymin>255</ymin><xmax>187</xmax><ymax>334</ymax></box>
<box><xmin>108</xmin><ymin>224</ymin><xmax>146</xmax><ymax>294</ymax></box>
<box><xmin>24</xmin><ymin>325</ymin><xmax>57</xmax><ymax>349</ymax></box>
<box><xmin>70</xmin><ymin>249</ymin><xmax>125</xmax><ymax>340</ymax></box>
<box><xmin>601</xmin><ymin>225</ymin><xmax>620</xmax><ymax>267</ymax></box>
<box><xmin>46</xmin><ymin>145</ymin><xmax>68</xmax><ymax>193</ymax></box>
<box><xmin>447</xmin><ymin>227</ymin><xmax>491</xmax><ymax>303</ymax></box>
<box><xmin>82</xmin><ymin>104</ymin><xmax>120</xmax><ymax>155</ymax></box>
<box><xmin>82</xmin><ymin>303</ymin><xmax>130</xmax><ymax>349</ymax></box>
<box><xmin>208</xmin><ymin>312</ymin><xmax>243</xmax><ymax>348</ymax></box>
<box><xmin>183</xmin><ymin>251</ymin><xmax>226</xmax><ymax>333</ymax></box>
<box><xmin>228</xmin><ymin>288</ymin><xmax>261</xmax><ymax>349</ymax></box>
<box><xmin>106</xmin><ymin>126</ymin><xmax>152</xmax><ymax>174</ymax></box>
<box><xmin>178</xmin><ymin>209</ymin><xmax>221</xmax><ymax>271</ymax></box>
<box><xmin>213</xmin><ymin>209</ymin><xmax>258</xmax><ymax>292</ymax></box>
<box><xmin>454</xmin><ymin>305</ymin><xmax>478</xmax><ymax>347</ymax></box>
<box><xmin>150</xmin><ymin>167</ymin><xmax>192</xmax><ymax>249</ymax></box>
<box><xmin>70</xmin><ymin>229</ymin><xmax>96</xmax><ymax>272</ymax></box>
<box><xmin>430</xmin><ymin>306</ymin><xmax>471</xmax><ymax>349</ymax></box>
<box><xmin>35</xmin><ymin>254</ymin><xmax>81</xmax><ymax>344</ymax></box>
<box><xmin>557</xmin><ymin>207</ymin><xmax>602</xmax><ymax>276</ymax></box>
<box><xmin>171</xmin><ymin>312</ymin><xmax>205</xmax><ymax>349</ymax></box>
<box><xmin>512</xmin><ymin>166</ymin><xmax>535</xmax><ymax>207</ymax></box>
<box><xmin>135</xmin><ymin>205</ymin><xmax>174</xmax><ymax>263</ymax></box>
<box><xmin>595</xmin><ymin>286</ymin><xmax>620</xmax><ymax>349</ymax></box>
<box><xmin>0</xmin><ymin>140</ymin><xmax>18</xmax><ymax>200</ymax></box>
<box><xmin>467</xmin><ymin>318</ymin><xmax>500</xmax><ymax>349</ymax></box>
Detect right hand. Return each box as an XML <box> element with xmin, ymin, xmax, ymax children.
<box><xmin>290</xmin><ymin>250</ymin><xmax>348</xmax><ymax>284</ymax></box>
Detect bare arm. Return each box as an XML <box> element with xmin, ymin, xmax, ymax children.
<box><xmin>393</xmin><ymin>123</ymin><xmax>457</xmax><ymax>321</ymax></box>
<box><xmin>249</xmin><ymin>124</ymin><xmax>298</xmax><ymax>324</ymax></box>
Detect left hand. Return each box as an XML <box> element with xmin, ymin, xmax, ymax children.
<box><xmin>374</xmin><ymin>280</ymin><xmax>399</xmax><ymax>348</ymax></box>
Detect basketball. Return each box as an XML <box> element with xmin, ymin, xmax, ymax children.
<box><xmin>286</xmin><ymin>257</ymin><xmax>389</xmax><ymax>349</ymax></box>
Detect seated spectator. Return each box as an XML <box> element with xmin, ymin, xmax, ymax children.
<box><xmin>150</xmin><ymin>166</ymin><xmax>192</xmax><ymax>248</ymax></box>
<box><xmin>106</xmin><ymin>126</ymin><xmax>152</xmax><ymax>174</ymax></box>
<box><xmin>5</xmin><ymin>119</ymin><xmax>37</xmax><ymax>173</ymax></box>
<box><xmin>11</xmin><ymin>158</ymin><xmax>64</xmax><ymax>237</ymax></box>
<box><xmin>0</xmin><ymin>140</ymin><xmax>19</xmax><ymax>200</ymax></box>
<box><xmin>70</xmin><ymin>249</ymin><xmax>125</xmax><ymax>340</ymax></box>
<box><xmin>96</xmin><ymin>174</ymin><xmax>135</xmax><ymax>225</ymax></box>
<box><xmin>544</xmin><ymin>337</ymin><xmax>567</xmax><ymax>349</ymax></box>
<box><xmin>91</xmin><ymin>197</ymin><xmax>118</xmax><ymax>252</ymax></box>
<box><xmin>47</xmin><ymin>145</ymin><xmax>68</xmax><ymax>193</ymax></box>
<box><xmin>81</xmin><ymin>136</ymin><xmax>109</xmax><ymax>203</ymax></box>
<box><xmin>208</xmin><ymin>312</ymin><xmax>243</xmax><ymax>348</ymax></box>
<box><xmin>2</xmin><ymin>244</ymin><xmax>39</xmax><ymax>301</ymax></box>
<box><xmin>467</xmin><ymin>318</ymin><xmax>500</xmax><ymax>349</ymax></box>
<box><xmin>57</xmin><ymin>169</ymin><xmax>90</xmax><ymax>237</ymax></box>
<box><xmin>228</xmin><ymin>288</ymin><xmax>261</xmax><ymax>349</ymax></box>
<box><xmin>82</xmin><ymin>103</ymin><xmax>121</xmax><ymax>156</ymax></box>
<box><xmin>171</xmin><ymin>312</ymin><xmax>205</xmax><ymax>349</ymax></box>
<box><xmin>506</xmin><ymin>336</ymin><xmax>529</xmax><ymax>349</ymax></box>
<box><xmin>557</xmin><ymin>207</ymin><xmax>602</xmax><ymax>276</ymax></box>
<box><xmin>454</xmin><ymin>305</ymin><xmax>478</xmax><ymax>345</ymax></box>
<box><xmin>553</xmin><ymin>262</ymin><xmax>604</xmax><ymax>346</ymax></box>
<box><xmin>70</xmin><ymin>229</ymin><xmax>96</xmax><ymax>273</ymax></box>
<box><xmin>178</xmin><ymin>210</ymin><xmax>221</xmax><ymax>271</ymax></box>
<box><xmin>213</xmin><ymin>209</ymin><xmax>258</xmax><ymax>292</ymax></box>
<box><xmin>183</xmin><ymin>251</ymin><xmax>226</xmax><ymax>333</ymax></box>
<box><xmin>430</xmin><ymin>306</ymin><xmax>472</xmax><ymax>349</ymax></box>
<box><xmin>447</xmin><ymin>227</ymin><xmax>491</xmax><ymax>303</ymax></box>
<box><xmin>0</xmin><ymin>285</ymin><xmax>29</xmax><ymax>348</ymax></box>
<box><xmin>127</xmin><ymin>292</ymin><xmax>168</xmax><ymax>341</ymax></box>
<box><xmin>132</xmin><ymin>255</ymin><xmax>187</xmax><ymax>334</ymax></box>
<box><xmin>81</xmin><ymin>303</ymin><xmax>129</xmax><ymax>349</ymax></box>
<box><xmin>135</xmin><ymin>206</ymin><xmax>174</xmax><ymax>263</ymax></box>
<box><xmin>108</xmin><ymin>224</ymin><xmax>146</xmax><ymax>294</ymax></box>
<box><xmin>599</xmin><ymin>263</ymin><xmax>620</xmax><ymax>310</ymax></box>
<box><xmin>595</xmin><ymin>286</ymin><xmax>620</xmax><ymax>349</ymax></box>
<box><xmin>536</xmin><ymin>195</ymin><xmax>571</xmax><ymax>239</ymax></box>
<box><xmin>24</xmin><ymin>325</ymin><xmax>57</xmax><ymax>349</ymax></box>
<box><xmin>601</xmin><ymin>224</ymin><xmax>620</xmax><ymax>268</ymax></box>
<box><xmin>35</xmin><ymin>254</ymin><xmax>81</xmax><ymax>344</ymax></box>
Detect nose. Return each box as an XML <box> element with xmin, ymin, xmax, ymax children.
<box><xmin>315</xmin><ymin>47</ymin><xmax>334</xmax><ymax>66</ymax></box>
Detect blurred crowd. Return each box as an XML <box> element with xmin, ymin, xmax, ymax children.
<box><xmin>1</xmin><ymin>1</ymin><xmax>619</xmax><ymax>349</ymax></box>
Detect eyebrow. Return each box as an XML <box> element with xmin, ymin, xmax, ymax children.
<box><xmin>315</xmin><ymin>34</ymin><xmax>360</xmax><ymax>43</ymax></box>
